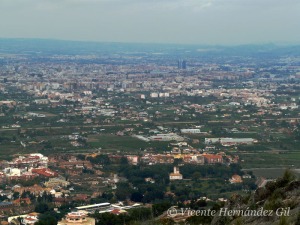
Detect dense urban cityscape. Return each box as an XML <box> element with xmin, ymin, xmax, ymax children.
<box><xmin>0</xmin><ymin>39</ymin><xmax>299</xmax><ymax>224</ymax></box>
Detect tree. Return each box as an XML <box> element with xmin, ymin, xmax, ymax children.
<box><xmin>130</xmin><ymin>192</ymin><xmax>143</xmax><ymax>202</ymax></box>
<box><xmin>120</xmin><ymin>157</ymin><xmax>128</xmax><ymax>165</ymax></box>
<box><xmin>128</xmin><ymin>207</ymin><xmax>152</xmax><ymax>221</ymax></box>
<box><xmin>21</xmin><ymin>191</ymin><xmax>31</xmax><ymax>199</ymax></box>
<box><xmin>35</xmin><ymin>213</ymin><xmax>58</xmax><ymax>225</ymax></box>
<box><xmin>186</xmin><ymin>214</ymin><xmax>213</xmax><ymax>225</ymax></box>
<box><xmin>159</xmin><ymin>218</ymin><xmax>175</xmax><ymax>225</ymax></box>
<box><xmin>102</xmin><ymin>192</ymin><xmax>114</xmax><ymax>201</ymax></box>
<box><xmin>91</xmin><ymin>212</ymin><xmax>131</xmax><ymax>225</ymax></box>
<box><xmin>35</xmin><ymin>203</ymin><xmax>49</xmax><ymax>213</ymax></box>
<box><xmin>173</xmin><ymin>158</ymin><xmax>183</xmax><ymax>166</ymax></box>
<box><xmin>282</xmin><ymin>169</ymin><xmax>296</xmax><ymax>183</ymax></box>
<box><xmin>12</xmin><ymin>192</ymin><xmax>20</xmax><ymax>200</ymax></box>
<box><xmin>87</xmin><ymin>154</ymin><xmax>110</xmax><ymax>165</ymax></box>
<box><xmin>152</xmin><ymin>202</ymin><xmax>171</xmax><ymax>217</ymax></box>
<box><xmin>192</xmin><ymin>172</ymin><xmax>202</xmax><ymax>181</ymax></box>
<box><xmin>115</xmin><ymin>182</ymin><xmax>133</xmax><ymax>201</ymax></box>
<box><xmin>0</xmin><ymin>195</ymin><xmax>8</xmax><ymax>201</ymax></box>
<box><xmin>77</xmin><ymin>154</ymin><xmax>86</xmax><ymax>161</ymax></box>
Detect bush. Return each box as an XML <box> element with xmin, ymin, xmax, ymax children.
<box><xmin>35</xmin><ymin>203</ymin><xmax>49</xmax><ymax>213</ymax></box>
<box><xmin>264</xmin><ymin>198</ymin><xmax>282</xmax><ymax>211</ymax></box>
<box><xmin>254</xmin><ymin>187</ymin><xmax>269</xmax><ymax>202</ymax></box>
<box><xmin>152</xmin><ymin>202</ymin><xmax>172</xmax><ymax>217</ymax></box>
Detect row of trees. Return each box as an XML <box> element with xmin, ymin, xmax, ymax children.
<box><xmin>95</xmin><ymin>163</ymin><xmax>253</xmax><ymax>204</ymax></box>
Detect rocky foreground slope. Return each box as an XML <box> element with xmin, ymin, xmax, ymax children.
<box><xmin>211</xmin><ymin>170</ymin><xmax>300</xmax><ymax>225</ymax></box>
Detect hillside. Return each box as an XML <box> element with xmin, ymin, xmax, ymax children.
<box><xmin>210</xmin><ymin>170</ymin><xmax>300</xmax><ymax>225</ymax></box>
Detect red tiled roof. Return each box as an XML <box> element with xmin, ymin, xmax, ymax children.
<box><xmin>111</xmin><ymin>209</ymin><xmax>121</xmax><ymax>215</ymax></box>
<box><xmin>31</xmin><ymin>168</ymin><xmax>58</xmax><ymax>177</ymax></box>
<box><xmin>203</xmin><ymin>154</ymin><xmax>222</xmax><ymax>159</ymax></box>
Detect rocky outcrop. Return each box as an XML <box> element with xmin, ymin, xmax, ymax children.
<box><xmin>211</xmin><ymin>170</ymin><xmax>300</xmax><ymax>225</ymax></box>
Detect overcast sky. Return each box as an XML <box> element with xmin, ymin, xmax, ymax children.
<box><xmin>0</xmin><ymin>0</ymin><xmax>299</xmax><ymax>45</ymax></box>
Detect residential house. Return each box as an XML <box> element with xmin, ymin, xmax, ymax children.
<box><xmin>169</xmin><ymin>167</ymin><xmax>183</xmax><ymax>180</ymax></box>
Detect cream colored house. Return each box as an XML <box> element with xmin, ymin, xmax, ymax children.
<box><xmin>169</xmin><ymin>167</ymin><xmax>183</xmax><ymax>180</ymax></box>
<box><xmin>58</xmin><ymin>211</ymin><xmax>95</xmax><ymax>225</ymax></box>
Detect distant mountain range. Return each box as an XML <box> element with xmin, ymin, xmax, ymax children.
<box><xmin>0</xmin><ymin>38</ymin><xmax>300</xmax><ymax>57</ymax></box>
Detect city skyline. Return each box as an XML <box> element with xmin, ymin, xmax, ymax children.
<box><xmin>0</xmin><ymin>0</ymin><xmax>300</xmax><ymax>45</ymax></box>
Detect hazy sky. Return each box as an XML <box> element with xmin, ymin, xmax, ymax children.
<box><xmin>0</xmin><ymin>0</ymin><xmax>299</xmax><ymax>45</ymax></box>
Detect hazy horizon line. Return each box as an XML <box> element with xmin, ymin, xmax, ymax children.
<box><xmin>1</xmin><ymin>37</ymin><xmax>300</xmax><ymax>47</ymax></box>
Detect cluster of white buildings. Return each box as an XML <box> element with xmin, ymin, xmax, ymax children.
<box><xmin>149</xmin><ymin>133</ymin><xmax>184</xmax><ymax>142</ymax></box>
<box><xmin>205</xmin><ymin>138</ymin><xmax>257</xmax><ymax>146</ymax></box>
<box><xmin>8</xmin><ymin>212</ymin><xmax>39</xmax><ymax>225</ymax></box>
<box><xmin>0</xmin><ymin>153</ymin><xmax>49</xmax><ymax>182</ymax></box>
<box><xmin>150</xmin><ymin>92</ymin><xmax>170</xmax><ymax>98</ymax></box>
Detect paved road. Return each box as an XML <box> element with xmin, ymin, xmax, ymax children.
<box><xmin>155</xmin><ymin>117</ymin><xmax>300</xmax><ymax>125</ymax></box>
<box><xmin>0</xmin><ymin>123</ymin><xmax>142</xmax><ymax>131</ymax></box>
